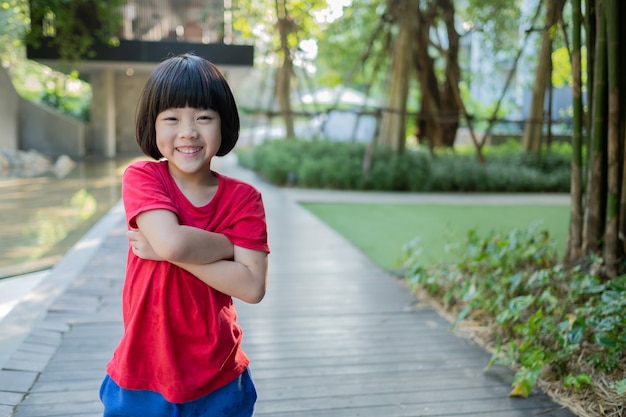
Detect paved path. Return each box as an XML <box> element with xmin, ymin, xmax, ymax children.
<box><xmin>0</xmin><ymin>157</ymin><xmax>574</xmax><ymax>416</ymax></box>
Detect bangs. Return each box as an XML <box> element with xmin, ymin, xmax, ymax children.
<box><xmin>152</xmin><ymin>57</ymin><xmax>216</xmax><ymax>112</ymax></box>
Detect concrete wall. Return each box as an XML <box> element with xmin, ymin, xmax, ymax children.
<box><xmin>0</xmin><ymin>67</ymin><xmax>19</xmax><ymax>150</ymax></box>
<box><xmin>87</xmin><ymin>71</ymin><xmax>107</xmax><ymax>156</ymax></box>
<box><xmin>19</xmin><ymin>99</ymin><xmax>85</xmax><ymax>158</ymax></box>
<box><xmin>89</xmin><ymin>69</ymin><xmax>147</xmax><ymax>156</ymax></box>
<box><xmin>1</xmin><ymin>66</ymin><xmax>85</xmax><ymax>158</ymax></box>
<box><xmin>114</xmin><ymin>71</ymin><xmax>148</xmax><ymax>154</ymax></box>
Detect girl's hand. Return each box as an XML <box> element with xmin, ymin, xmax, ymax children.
<box><xmin>127</xmin><ymin>228</ymin><xmax>163</xmax><ymax>261</ymax></box>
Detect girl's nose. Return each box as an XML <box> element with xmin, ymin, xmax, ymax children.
<box><xmin>178</xmin><ymin>122</ymin><xmax>198</xmax><ymax>139</ymax></box>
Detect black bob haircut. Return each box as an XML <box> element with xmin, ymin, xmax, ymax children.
<box><xmin>135</xmin><ymin>53</ymin><xmax>240</xmax><ymax>159</ymax></box>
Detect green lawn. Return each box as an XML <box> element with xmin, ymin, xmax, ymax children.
<box><xmin>302</xmin><ymin>203</ymin><xmax>570</xmax><ymax>271</ymax></box>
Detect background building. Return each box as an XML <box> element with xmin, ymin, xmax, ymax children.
<box><xmin>25</xmin><ymin>0</ymin><xmax>254</xmax><ymax>157</ymax></box>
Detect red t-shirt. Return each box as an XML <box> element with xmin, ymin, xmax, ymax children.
<box><xmin>106</xmin><ymin>160</ymin><xmax>269</xmax><ymax>403</ymax></box>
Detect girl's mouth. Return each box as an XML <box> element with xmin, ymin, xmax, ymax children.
<box><xmin>176</xmin><ymin>147</ymin><xmax>202</xmax><ymax>155</ymax></box>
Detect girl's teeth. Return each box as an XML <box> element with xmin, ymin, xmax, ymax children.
<box><xmin>179</xmin><ymin>148</ymin><xmax>199</xmax><ymax>154</ymax></box>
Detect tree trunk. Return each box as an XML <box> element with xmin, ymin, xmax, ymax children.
<box><xmin>603</xmin><ymin>0</ymin><xmax>620</xmax><ymax>277</ymax></box>
<box><xmin>414</xmin><ymin>55</ymin><xmax>442</xmax><ymax>149</ymax></box>
<box><xmin>584</xmin><ymin>0</ymin><xmax>596</xmax><ymax>167</ymax></box>
<box><xmin>413</xmin><ymin>4</ymin><xmax>442</xmax><ymax>148</ymax></box>
<box><xmin>275</xmin><ymin>0</ymin><xmax>295</xmax><ymax>139</ymax></box>
<box><xmin>620</xmin><ymin>0</ymin><xmax>626</xmax><ymax>257</ymax></box>
<box><xmin>438</xmin><ymin>0</ymin><xmax>460</xmax><ymax>148</ymax></box>
<box><xmin>620</xmin><ymin>93</ymin><xmax>626</xmax><ymax>256</ymax></box>
<box><xmin>521</xmin><ymin>0</ymin><xmax>566</xmax><ymax>154</ymax></box>
<box><xmin>583</xmin><ymin>2</ymin><xmax>607</xmax><ymax>256</ymax></box>
<box><xmin>568</xmin><ymin>0</ymin><xmax>626</xmax><ymax>276</ymax></box>
<box><xmin>567</xmin><ymin>0</ymin><xmax>584</xmax><ymax>264</ymax></box>
<box><xmin>378</xmin><ymin>0</ymin><xmax>414</xmax><ymax>153</ymax></box>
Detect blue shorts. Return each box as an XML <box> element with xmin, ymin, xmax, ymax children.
<box><xmin>99</xmin><ymin>369</ymin><xmax>257</xmax><ymax>417</ymax></box>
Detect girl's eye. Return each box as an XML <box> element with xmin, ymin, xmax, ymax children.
<box><xmin>159</xmin><ymin>113</ymin><xmax>177</xmax><ymax>121</ymax></box>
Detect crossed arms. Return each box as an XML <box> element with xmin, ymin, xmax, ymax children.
<box><xmin>128</xmin><ymin>209</ymin><xmax>268</xmax><ymax>304</ymax></box>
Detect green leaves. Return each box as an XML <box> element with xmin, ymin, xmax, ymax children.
<box><xmin>496</xmin><ymin>295</ymin><xmax>534</xmax><ymax>324</ymax></box>
<box><xmin>25</xmin><ymin>0</ymin><xmax>124</xmax><ymax>63</ymax></box>
<box><xmin>510</xmin><ymin>365</ymin><xmax>542</xmax><ymax>397</ymax></box>
<box><xmin>237</xmin><ymin>139</ymin><xmax>571</xmax><ymax>192</ymax></box>
<box><xmin>564</xmin><ymin>374</ymin><xmax>592</xmax><ymax>391</ymax></box>
<box><xmin>401</xmin><ymin>223</ymin><xmax>626</xmax><ymax>400</ymax></box>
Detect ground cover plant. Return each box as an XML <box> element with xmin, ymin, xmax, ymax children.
<box><xmin>399</xmin><ymin>226</ymin><xmax>626</xmax><ymax>417</ymax></box>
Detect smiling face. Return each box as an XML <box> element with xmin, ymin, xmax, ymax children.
<box><xmin>155</xmin><ymin>106</ymin><xmax>222</xmax><ymax>183</ymax></box>
<box><xmin>135</xmin><ymin>54</ymin><xmax>240</xmax><ymax>162</ymax></box>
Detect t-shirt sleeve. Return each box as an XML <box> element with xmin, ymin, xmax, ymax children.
<box><xmin>220</xmin><ymin>183</ymin><xmax>270</xmax><ymax>254</ymax></box>
<box><xmin>122</xmin><ymin>163</ymin><xmax>179</xmax><ymax>228</ymax></box>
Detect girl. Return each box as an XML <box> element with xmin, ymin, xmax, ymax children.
<box><xmin>100</xmin><ymin>53</ymin><xmax>269</xmax><ymax>417</ymax></box>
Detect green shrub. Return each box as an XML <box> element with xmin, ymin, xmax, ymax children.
<box><xmin>238</xmin><ymin>139</ymin><xmax>302</xmax><ymax>184</ymax></box>
<box><xmin>236</xmin><ymin>139</ymin><xmax>572</xmax><ymax>192</ymax></box>
<box><xmin>298</xmin><ymin>155</ymin><xmax>361</xmax><ymax>189</ymax></box>
<box><xmin>39</xmin><ymin>84</ymin><xmax>91</xmax><ymax>121</ymax></box>
<box><xmin>424</xmin><ymin>156</ymin><xmax>489</xmax><ymax>191</ymax></box>
<box><xmin>364</xmin><ymin>150</ymin><xmax>430</xmax><ymax>191</ymax></box>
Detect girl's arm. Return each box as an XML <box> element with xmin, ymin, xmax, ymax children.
<box><xmin>174</xmin><ymin>247</ymin><xmax>268</xmax><ymax>304</ymax></box>
<box><xmin>129</xmin><ymin>211</ymin><xmax>268</xmax><ymax>304</ymax></box>
<box><xmin>131</xmin><ymin>209</ymin><xmax>233</xmax><ymax>264</ymax></box>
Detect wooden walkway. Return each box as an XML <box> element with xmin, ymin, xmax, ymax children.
<box><xmin>0</xmin><ymin>160</ymin><xmax>576</xmax><ymax>416</ymax></box>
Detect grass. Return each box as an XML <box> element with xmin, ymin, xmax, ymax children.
<box><xmin>301</xmin><ymin>203</ymin><xmax>570</xmax><ymax>271</ymax></box>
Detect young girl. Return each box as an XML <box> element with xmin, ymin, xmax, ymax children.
<box><xmin>100</xmin><ymin>53</ymin><xmax>269</xmax><ymax>417</ymax></box>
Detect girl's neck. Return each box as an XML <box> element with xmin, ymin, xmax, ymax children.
<box><xmin>168</xmin><ymin>164</ymin><xmax>219</xmax><ymax>207</ymax></box>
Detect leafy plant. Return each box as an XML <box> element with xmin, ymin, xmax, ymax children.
<box><xmin>39</xmin><ymin>71</ymin><xmax>91</xmax><ymax>121</ymax></box>
<box><xmin>24</xmin><ymin>0</ymin><xmax>124</xmax><ymax>62</ymax></box>
<box><xmin>400</xmin><ymin>225</ymin><xmax>626</xmax><ymax>402</ymax></box>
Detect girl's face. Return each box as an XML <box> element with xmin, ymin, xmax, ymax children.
<box><xmin>155</xmin><ymin>106</ymin><xmax>221</xmax><ymax>182</ymax></box>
